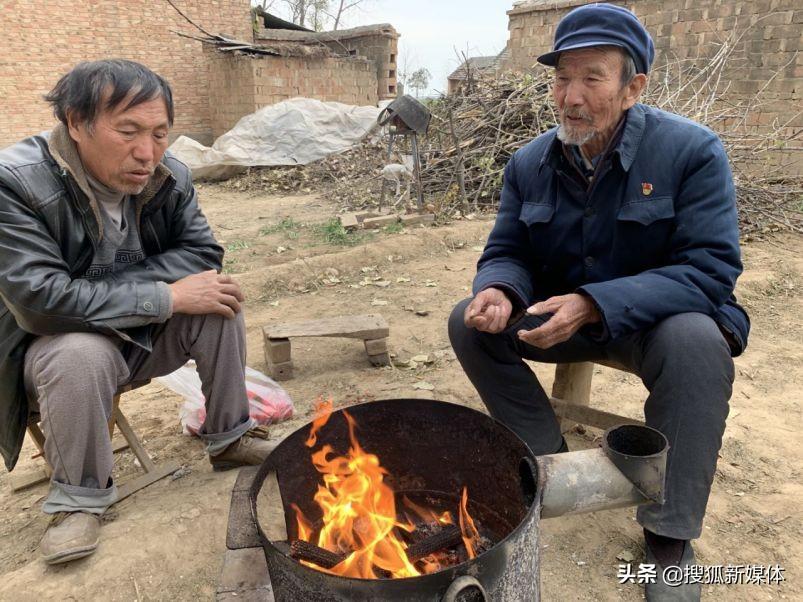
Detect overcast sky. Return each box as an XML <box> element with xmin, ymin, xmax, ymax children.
<box><xmin>356</xmin><ymin>0</ymin><xmax>514</xmax><ymax>95</ymax></box>
<box><xmin>262</xmin><ymin>1</ymin><xmax>515</xmax><ymax>96</ymax></box>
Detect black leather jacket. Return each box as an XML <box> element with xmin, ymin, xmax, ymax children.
<box><xmin>0</xmin><ymin>125</ymin><xmax>223</xmax><ymax>470</ymax></box>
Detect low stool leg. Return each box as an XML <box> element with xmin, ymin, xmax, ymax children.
<box><xmin>551</xmin><ymin>362</ymin><xmax>594</xmax><ymax>433</ymax></box>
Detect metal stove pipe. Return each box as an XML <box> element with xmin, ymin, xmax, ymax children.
<box><xmin>535</xmin><ymin>424</ymin><xmax>668</xmax><ymax>519</ymax></box>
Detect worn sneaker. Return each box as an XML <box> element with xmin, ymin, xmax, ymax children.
<box><xmin>209</xmin><ymin>425</ymin><xmax>277</xmax><ymax>471</ymax></box>
<box><xmin>40</xmin><ymin>511</ymin><xmax>101</xmax><ymax>564</ymax></box>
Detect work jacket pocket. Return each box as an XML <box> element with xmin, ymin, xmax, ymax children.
<box><xmin>616</xmin><ymin>196</ymin><xmax>675</xmax><ymax>226</ymax></box>
<box><xmin>518</xmin><ymin>202</ymin><xmax>555</xmax><ymax>226</ymax></box>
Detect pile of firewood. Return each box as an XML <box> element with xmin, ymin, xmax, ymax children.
<box><xmin>216</xmin><ymin>28</ymin><xmax>800</xmax><ymax>235</ymax></box>
<box><xmin>419</xmin><ymin>33</ymin><xmax>801</xmax><ymax>235</ymax></box>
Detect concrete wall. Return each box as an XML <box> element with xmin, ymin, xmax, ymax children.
<box><xmin>506</xmin><ymin>0</ymin><xmax>802</xmax><ymax>170</ymax></box>
<box><xmin>206</xmin><ymin>50</ymin><xmax>379</xmax><ymax>138</ymax></box>
<box><xmin>0</xmin><ymin>0</ymin><xmax>253</xmax><ymax>148</ymax></box>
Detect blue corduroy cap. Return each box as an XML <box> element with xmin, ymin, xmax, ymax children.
<box><xmin>537</xmin><ymin>3</ymin><xmax>655</xmax><ymax>75</ymax></box>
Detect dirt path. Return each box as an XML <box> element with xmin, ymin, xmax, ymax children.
<box><xmin>1</xmin><ymin>187</ymin><xmax>800</xmax><ymax>601</ymax></box>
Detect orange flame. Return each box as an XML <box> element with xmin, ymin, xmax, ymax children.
<box><xmin>305</xmin><ymin>396</ymin><xmax>334</xmax><ymax>448</ymax></box>
<box><xmin>294</xmin><ymin>403</ymin><xmax>482</xmax><ymax>579</ymax></box>
<box><xmin>402</xmin><ymin>496</ymin><xmax>454</xmax><ymax>527</ymax></box>
<box><xmin>458</xmin><ymin>486</ymin><xmax>481</xmax><ymax>559</ymax></box>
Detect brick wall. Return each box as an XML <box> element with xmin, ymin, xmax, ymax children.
<box><xmin>505</xmin><ymin>0</ymin><xmax>802</xmax><ymax>170</ymax></box>
<box><xmin>206</xmin><ymin>50</ymin><xmax>379</xmax><ymax>138</ymax></box>
<box><xmin>0</xmin><ymin>0</ymin><xmax>253</xmax><ymax>148</ymax></box>
<box><xmin>256</xmin><ymin>24</ymin><xmax>399</xmax><ymax>101</ymax></box>
<box><xmin>321</xmin><ymin>33</ymin><xmax>399</xmax><ymax>99</ymax></box>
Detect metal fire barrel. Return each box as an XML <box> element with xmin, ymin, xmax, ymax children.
<box><xmin>250</xmin><ymin>399</ymin><xmax>541</xmax><ymax>601</ymax></box>
<box><xmin>233</xmin><ymin>400</ymin><xmax>668</xmax><ymax>601</ymax></box>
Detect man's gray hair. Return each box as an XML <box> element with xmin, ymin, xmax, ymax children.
<box><xmin>44</xmin><ymin>59</ymin><xmax>174</xmax><ymax>131</ymax></box>
<box><xmin>619</xmin><ymin>48</ymin><xmax>638</xmax><ymax>88</ymax></box>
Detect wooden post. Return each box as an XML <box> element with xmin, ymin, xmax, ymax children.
<box><xmin>379</xmin><ymin>132</ymin><xmax>396</xmax><ymax>211</ymax></box>
<box><xmin>551</xmin><ymin>362</ymin><xmax>594</xmax><ymax>433</ymax></box>
<box><xmin>411</xmin><ymin>131</ymin><xmax>425</xmax><ymax>211</ymax></box>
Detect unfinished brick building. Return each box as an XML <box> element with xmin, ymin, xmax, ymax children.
<box><xmin>0</xmin><ymin>1</ymin><xmax>398</xmax><ymax>147</ymax></box>
<box><xmin>207</xmin><ymin>22</ymin><xmax>400</xmax><ymax>138</ymax></box>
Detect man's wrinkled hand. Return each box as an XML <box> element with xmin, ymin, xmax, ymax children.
<box><xmin>464</xmin><ymin>287</ymin><xmax>514</xmax><ymax>334</ymax></box>
<box><xmin>169</xmin><ymin>270</ymin><xmax>245</xmax><ymax>319</ymax></box>
<box><xmin>517</xmin><ymin>293</ymin><xmax>600</xmax><ymax>349</ymax></box>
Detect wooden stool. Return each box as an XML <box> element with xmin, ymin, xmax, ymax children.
<box><xmin>262</xmin><ymin>314</ymin><xmax>390</xmax><ymax>381</ymax></box>
<box><xmin>10</xmin><ymin>380</ymin><xmax>181</xmax><ymax>503</ymax></box>
<box><xmin>550</xmin><ymin>361</ymin><xmax>646</xmax><ymax>431</ymax></box>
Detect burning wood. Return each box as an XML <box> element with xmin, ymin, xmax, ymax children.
<box><xmin>289</xmin><ymin>524</ymin><xmax>466</xmax><ymax>572</ymax></box>
<box><xmin>290</xmin><ymin>540</ymin><xmax>344</xmax><ymax>569</ymax></box>
<box><xmin>289</xmin><ymin>397</ymin><xmax>487</xmax><ymax>579</ymax></box>
<box><xmin>405</xmin><ymin>525</ymin><xmax>463</xmax><ymax>563</ymax></box>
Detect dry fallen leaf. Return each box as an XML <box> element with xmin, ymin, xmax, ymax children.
<box><xmin>616</xmin><ymin>550</ymin><xmax>635</xmax><ymax>563</ymax></box>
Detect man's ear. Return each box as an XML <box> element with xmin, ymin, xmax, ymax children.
<box><xmin>622</xmin><ymin>74</ymin><xmax>648</xmax><ymax>111</ymax></box>
<box><xmin>66</xmin><ymin>111</ymin><xmax>87</xmax><ymax>144</ymax></box>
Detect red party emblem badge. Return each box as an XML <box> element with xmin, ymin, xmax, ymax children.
<box><xmin>642</xmin><ymin>182</ymin><xmax>654</xmax><ymax>196</ymax></box>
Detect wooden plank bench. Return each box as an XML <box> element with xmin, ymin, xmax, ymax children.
<box><xmin>11</xmin><ymin>381</ymin><xmax>181</xmax><ymax>503</ymax></box>
<box><xmin>550</xmin><ymin>361</ymin><xmax>646</xmax><ymax>431</ymax></box>
<box><xmin>262</xmin><ymin>314</ymin><xmax>390</xmax><ymax>381</ymax></box>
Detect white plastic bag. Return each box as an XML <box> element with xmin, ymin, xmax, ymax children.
<box><xmin>156</xmin><ymin>361</ymin><xmax>294</xmax><ymax>435</ymax></box>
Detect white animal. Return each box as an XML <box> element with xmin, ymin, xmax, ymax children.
<box><xmin>381</xmin><ymin>163</ymin><xmax>414</xmax><ymax>201</ymax></box>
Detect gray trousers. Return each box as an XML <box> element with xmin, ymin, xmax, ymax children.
<box><xmin>24</xmin><ymin>313</ymin><xmax>253</xmax><ymax>515</ymax></box>
<box><xmin>448</xmin><ymin>299</ymin><xmax>735</xmax><ymax>540</ymax></box>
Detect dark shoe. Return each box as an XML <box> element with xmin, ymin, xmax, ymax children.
<box><xmin>40</xmin><ymin>511</ymin><xmax>101</xmax><ymax>564</ymax></box>
<box><xmin>210</xmin><ymin>425</ymin><xmax>277</xmax><ymax>471</ymax></box>
<box><xmin>644</xmin><ymin>537</ymin><xmax>701</xmax><ymax>601</ymax></box>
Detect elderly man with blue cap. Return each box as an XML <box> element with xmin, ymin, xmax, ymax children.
<box><xmin>449</xmin><ymin>3</ymin><xmax>748</xmax><ymax>600</ymax></box>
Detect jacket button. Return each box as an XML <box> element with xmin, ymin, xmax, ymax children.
<box><xmin>584</xmin><ymin>207</ymin><xmax>595</xmax><ymax>218</ymax></box>
<box><xmin>584</xmin><ymin>256</ymin><xmax>595</xmax><ymax>268</ymax></box>
<box><xmin>143</xmin><ymin>301</ymin><xmax>154</xmax><ymax>311</ymax></box>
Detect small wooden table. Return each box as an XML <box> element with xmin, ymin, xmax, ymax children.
<box><xmin>262</xmin><ymin>314</ymin><xmax>390</xmax><ymax>381</ymax></box>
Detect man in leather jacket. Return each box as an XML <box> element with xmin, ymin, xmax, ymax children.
<box><xmin>0</xmin><ymin>60</ymin><xmax>274</xmax><ymax>564</ymax></box>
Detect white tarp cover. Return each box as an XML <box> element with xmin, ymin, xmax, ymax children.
<box><xmin>169</xmin><ymin>97</ymin><xmax>381</xmax><ymax>180</ymax></box>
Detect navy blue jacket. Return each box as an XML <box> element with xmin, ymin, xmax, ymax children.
<box><xmin>473</xmin><ymin>103</ymin><xmax>749</xmax><ymax>355</ymax></box>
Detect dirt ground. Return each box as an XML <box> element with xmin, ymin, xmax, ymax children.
<box><xmin>1</xmin><ymin>185</ymin><xmax>800</xmax><ymax>601</ymax></box>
